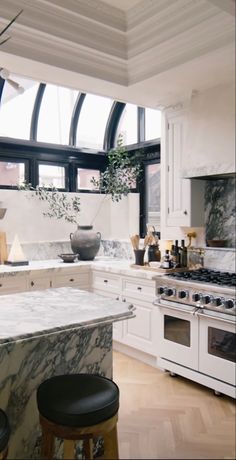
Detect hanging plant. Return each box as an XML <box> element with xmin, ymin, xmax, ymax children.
<box><xmin>91</xmin><ymin>133</ymin><xmax>143</xmax><ymax>202</ymax></box>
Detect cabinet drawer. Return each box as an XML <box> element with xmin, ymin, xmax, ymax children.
<box><xmin>28</xmin><ymin>276</ymin><xmax>52</xmax><ymax>291</ymax></box>
<box><xmin>122</xmin><ymin>278</ymin><xmax>155</xmax><ymax>302</ymax></box>
<box><xmin>92</xmin><ymin>272</ymin><xmax>121</xmax><ymax>294</ymax></box>
<box><xmin>0</xmin><ymin>276</ymin><xmax>27</xmax><ymax>294</ymax></box>
<box><xmin>52</xmin><ymin>272</ymin><xmax>89</xmax><ymax>289</ymax></box>
<box><xmin>93</xmin><ymin>288</ymin><xmax>120</xmax><ymax>301</ymax></box>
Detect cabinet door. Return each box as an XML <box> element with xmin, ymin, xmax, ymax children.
<box><xmin>121</xmin><ymin>296</ymin><xmax>157</xmax><ymax>356</ymax></box>
<box><xmin>0</xmin><ymin>275</ymin><xmax>27</xmax><ymax>294</ymax></box>
<box><xmin>165</xmin><ymin>110</ymin><xmax>204</xmax><ymax>227</ymax></box>
<box><xmin>92</xmin><ymin>287</ymin><xmax>123</xmax><ymax>341</ymax></box>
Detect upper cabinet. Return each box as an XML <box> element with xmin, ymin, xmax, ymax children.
<box><xmin>182</xmin><ymin>82</ymin><xmax>235</xmax><ymax>178</ymax></box>
<box><xmin>161</xmin><ymin>105</ymin><xmax>205</xmax><ymax>229</ymax></box>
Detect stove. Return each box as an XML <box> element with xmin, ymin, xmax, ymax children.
<box><xmin>154</xmin><ymin>268</ymin><xmax>236</xmax><ymax>398</ymax></box>
<box><xmin>157</xmin><ymin>268</ymin><xmax>236</xmax><ymax>317</ymax></box>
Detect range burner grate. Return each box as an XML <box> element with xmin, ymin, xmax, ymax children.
<box><xmin>167</xmin><ymin>268</ymin><xmax>236</xmax><ymax>287</ymax></box>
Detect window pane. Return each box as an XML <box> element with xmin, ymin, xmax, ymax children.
<box><xmin>145</xmin><ymin>108</ymin><xmax>161</xmax><ymax>140</ymax></box>
<box><xmin>0</xmin><ymin>161</ymin><xmax>25</xmax><ymax>185</ymax></box>
<box><xmin>146</xmin><ymin>163</ymin><xmax>160</xmax><ymax>229</ymax></box>
<box><xmin>77</xmin><ymin>169</ymin><xmax>100</xmax><ymax>190</ymax></box>
<box><xmin>38</xmin><ymin>164</ymin><xmax>65</xmax><ymax>188</ymax></box>
<box><xmin>115</xmin><ymin>104</ymin><xmax>137</xmax><ymax>145</ymax></box>
<box><xmin>76</xmin><ymin>94</ymin><xmax>113</xmax><ymax>150</ymax></box>
<box><xmin>0</xmin><ymin>76</ymin><xmax>38</xmax><ymax>139</ymax></box>
<box><xmin>37</xmin><ymin>85</ymin><xmax>78</xmax><ymax>145</ymax></box>
<box><xmin>164</xmin><ymin>315</ymin><xmax>190</xmax><ymax>347</ymax></box>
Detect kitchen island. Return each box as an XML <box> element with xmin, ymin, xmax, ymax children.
<box><xmin>0</xmin><ymin>287</ymin><xmax>134</xmax><ymax>459</ymax></box>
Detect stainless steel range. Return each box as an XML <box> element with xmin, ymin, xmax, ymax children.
<box><xmin>154</xmin><ymin>268</ymin><xmax>236</xmax><ymax>398</ymax></box>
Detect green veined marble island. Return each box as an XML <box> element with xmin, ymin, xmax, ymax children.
<box><xmin>0</xmin><ymin>287</ymin><xmax>134</xmax><ymax>459</ymax></box>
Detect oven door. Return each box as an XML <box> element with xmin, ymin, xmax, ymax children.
<box><xmin>197</xmin><ymin>311</ymin><xmax>236</xmax><ymax>386</ymax></box>
<box><xmin>155</xmin><ymin>298</ymin><xmax>199</xmax><ymax>369</ymax></box>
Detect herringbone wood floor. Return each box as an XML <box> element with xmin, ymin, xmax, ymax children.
<box><xmin>113</xmin><ymin>351</ymin><xmax>236</xmax><ymax>460</ymax></box>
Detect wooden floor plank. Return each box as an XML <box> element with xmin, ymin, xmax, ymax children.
<box><xmin>113</xmin><ymin>351</ymin><xmax>236</xmax><ymax>459</ymax></box>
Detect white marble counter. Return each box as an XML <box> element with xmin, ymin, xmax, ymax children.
<box><xmin>0</xmin><ymin>257</ymin><xmax>163</xmax><ymax>280</ymax></box>
<box><xmin>0</xmin><ymin>287</ymin><xmax>134</xmax><ymax>344</ymax></box>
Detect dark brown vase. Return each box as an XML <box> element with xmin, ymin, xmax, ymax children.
<box><xmin>70</xmin><ymin>225</ymin><xmax>101</xmax><ymax>260</ymax></box>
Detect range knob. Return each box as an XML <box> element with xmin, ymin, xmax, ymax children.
<box><xmin>192</xmin><ymin>293</ymin><xmax>201</xmax><ymax>302</ymax></box>
<box><xmin>210</xmin><ymin>297</ymin><xmax>222</xmax><ymax>307</ymax></box>
<box><xmin>202</xmin><ymin>295</ymin><xmax>211</xmax><ymax>304</ymax></box>
<box><xmin>178</xmin><ymin>290</ymin><xmax>188</xmax><ymax>299</ymax></box>
<box><xmin>224</xmin><ymin>299</ymin><xmax>235</xmax><ymax>309</ymax></box>
<box><xmin>157</xmin><ymin>286</ymin><xmax>164</xmax><ymax>295</ymax></box>
<box><xmin>164</xmin><ymin>287</ymin><xmax>175</xmax><ymax>297</ymax></box>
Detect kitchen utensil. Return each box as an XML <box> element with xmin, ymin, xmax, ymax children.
<box><xmin>130</xmin><ymin>234</ymin><xmax>140</xmax><ymax>250</ymax></box>
<box><xmin>58</xmin><ymin>253</ymin><xmax>78</xmax><ymax>263</ymax></box>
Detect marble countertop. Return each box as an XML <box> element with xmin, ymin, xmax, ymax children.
<box><xmin>0</xmin><ymin>257</ymin><xmax>163</xmax><ymax>280</ymax></box>
<box><xmin>0</xmin><ymin>287</ymin><xmax>135</xmax><ymax>345</ymax></box>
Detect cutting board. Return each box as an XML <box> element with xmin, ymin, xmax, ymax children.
<box><xmin>0</xmin><ymin>231</ymin><xmax>8</xmax><ymax>264</ymax></box>
<box><xmin>130</xmin><ymin>264</ymin><xmax>190</xmax><ymax>274</ymax></box>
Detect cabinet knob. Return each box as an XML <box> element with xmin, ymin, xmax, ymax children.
<box><xmin>116</xmin><ymin>297</ymin><xmax>119</xmax><ymax>301</ymax></box>
<box><xmin>104</xmin><ymin>279</ymin><xmax>108</xmax><ymax>283</ymax></box>
<box><xmin>31</xmin><ymin>281</ymin><xmax>34</xmax><ymax>287</ymax></box>
<box><xmin>122</xmin><ymin>298</ymin><xmax>126</xmax><ymax>302</ymax></box>
<box><xmin>137</xmin><ymin>286</ymin><xmax>142</xmax><ymax>291</ymax></box>
<box><xmin>183</xmin><ymin>210</ymin><xmax>188</xmax><ymax>215</ymax></box>
<box><xmin>69</xmin><ymin>278</ymin><xmax>74</xmax><ymax>282</ymax></box>
<box><xmin>0</xmin><ymin>284</ymin><xmax>2</xmax><ymax>287</ymax></box>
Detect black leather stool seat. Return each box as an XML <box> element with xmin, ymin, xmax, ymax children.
<box><xmin>0</xmin><ymin>409</ymin><xmax>10</xmax><ymax>453</ymax></box>
<box><xmin>37</xmin><ymin>374</ymin><xmax>119</xmax><ymax>428</ymax></box>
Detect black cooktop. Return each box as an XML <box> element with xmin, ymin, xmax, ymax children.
<box><xmin>167</xmin><ymin>268</ymin><xmax>236</xmax><ymax>287</ymax></box>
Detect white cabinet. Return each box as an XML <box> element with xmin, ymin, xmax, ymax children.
<box><xmin>121</xmin><ymin>277</ymin><xmax>157</xmax><ymax>355</ymax></box>
<box><xmin>162</xmin><ymin>107</ymin><xmax>204</xmax><ymax>229</ymax></box>
<box><xmin>0</xmin><ymin>275</ymin><xmax>28</xmax><ymax>295</ymax></box>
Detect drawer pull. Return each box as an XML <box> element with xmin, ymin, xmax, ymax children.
<box><xmin>137</xmin><ymin>286</ymin><xmax>142</xmax><ymax>291</ymax></box>
<box><xmin>104</xmin><ymin>279</ymin><xmax>108</xmax><ymax>283</ymax></box>
<box><xmin>31</xmin><ymin>281</ymin><xmax>35</xmax><ymax>287</ymax></box>
<box><xmin>122</xmin><ymin>298</ymin><xmax>126</xmax><ymax>302</ymax></box>
<box><xmin>0</xmin><ymin>284</ymin><xmax>2</xmax><ymax>287</ymax></box>
<box><xmin>116</xmin><ymin>297</ymin><xmax>119</xmax><ymax>301</ymax></box>
<box><xmin>69</xmin><ymin>278</ymin><xmax>74</xmax><ymax>282</ymax></box>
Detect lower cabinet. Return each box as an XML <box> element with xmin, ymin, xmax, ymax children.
<box><xmin>0</xmin><ymin>275</ymin><xmax>28</xmax><ymax>294</ymax></box>
<box><xmin>51</xmin><ymin>269</ymin><xmax>90</xmax><ymax>290</ymax></box>
<box><xmin>92</xmin><ymin>271</ymin><xmax>157</xmax><ymax>357</ymax></box>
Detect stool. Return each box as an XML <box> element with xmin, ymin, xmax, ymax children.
<box><xmin>37</xmin><ymin>374</ymin><xmax>119</xmax><ymax>460</ymax></box>
<box><xmin>0</xmin><ymin>409</ymin><xmax>10</xmax><ymax>460</ymax></box>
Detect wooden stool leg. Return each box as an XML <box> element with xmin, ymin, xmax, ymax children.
<box><xmin>41</xmin><ymin>428</ymin><xmax>54</xmax><ymax>460</ymax></box>
<box><xmin>103</xmin><ymin>425</ymin><xmax>119</xmax><ymax>460</ymax></box>
<box><xmin>83</xmin><ymin>438</ymin><xmax>93</xmax><ymax>460</ymax></box>
<box><xmin>64</xmin><ymin>440</ymin><xmax>75</xmax><ymax>459</ymax></box>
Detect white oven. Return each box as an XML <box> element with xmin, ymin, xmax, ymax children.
<box><xmin>156</xmin><ymin>299</ymin><xmax>199</xmax><ymax>370</ymax></box>
<box><xmin>197</xmin><ymin>310</ymin><xmax>236</xmax><ymax>386</ymax></box>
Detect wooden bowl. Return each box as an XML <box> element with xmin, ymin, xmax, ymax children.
<box><xmin>206</xmin><ymin>240</ymin><xmax>227</xmax><ymax>248</ymax></box>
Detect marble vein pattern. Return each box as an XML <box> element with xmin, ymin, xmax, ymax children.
<box><xmin>0</xmin><ymin>323</ymin><xmax>113</xmax><ymax>459</ymax></box>
<box><xmin>0</xmin><ymin>287</ymin><xmax>134</xmax><ymax>343</ymax></box>
<box><xmin>205</xmin><ymin>178</ymin><xmax>236</xmax><ymax>248</ymax></box>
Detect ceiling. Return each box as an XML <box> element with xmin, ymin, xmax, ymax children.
<box><xmin>0</xmin><ymin>0</ymin><xmax>235</xmax><ymax>108</ymax></box>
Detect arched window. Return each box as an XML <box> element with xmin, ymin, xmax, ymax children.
<box><xmin>0</xmin><ymin>75</ymin><xmax>39</xmax><ymax>140</ymax></box>
<box><xmin>37</xmin><ymin>84</ymin><xmax>78</xmax><ymax>144</ymax></box>
<box><xmin>76</xmin><ymin>94</ymin><xmax>113</xmax><ymax>150</ymax></box>
<box><xmin>115</xmin><ymin>103</ymin><xmax>137</xmax><ymax>145</ymax></box>
<box><xmin>145</xmin><ymin>108</ymin><xmax>161</xmax><ymax>140</ymax></box>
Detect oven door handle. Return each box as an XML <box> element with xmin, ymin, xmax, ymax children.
<box><xmin>195</xmin><ymin>310</ymin><xmax>235</xmax><ymax>325</ymax></box>
<box><xmin>153</xmin><ymin>299</ymin><xmax>198</xmax><ymax>316</ymax></box>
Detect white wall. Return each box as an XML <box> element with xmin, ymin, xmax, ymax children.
<box><xmin>0</xmin><ymin>190</ymin><xmax>140</xmax><ymax>244</ymax></box>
